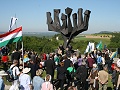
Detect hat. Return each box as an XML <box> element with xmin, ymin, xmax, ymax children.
<box><xmin>117</xmin><ymin>59</ymin><xmax>120</xmax><ymax>67</ymax></box>
<box><xmin>113</xmin><ymin>60</ymin><xmax>117</xmax><ymax>64</ymax></box>
<box><xmin>36</xmin><ymin>69</ymin><xmax>43</xmax><ymax>76</ymax></box>
<box><xmin>0</xmin><ymin>70</ymin><xmax>8</xmax><ymax>76</ymax></box>
<box><xmin>22</xmin><ymin>67</ymin><xmax>31</xmax><ymax>74</ymax></box>
<box><xmin>93</xmin><ymin>64</ymin><xmax>97</xmax><ymax>68</ymax></box>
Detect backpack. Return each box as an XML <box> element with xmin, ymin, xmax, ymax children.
<box><xmin>6</xmin><ymin>65</ymin><xmax>18</xmax><ymax>82</ymax></box>
<box><xmin>97</xmin><ymin>56</ymin><xmax>102</xmax><ymax>64</ymax></box>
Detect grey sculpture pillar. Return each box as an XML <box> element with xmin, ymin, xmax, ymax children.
<box><xmin>46</xmin><ymin>7</ymin><xmax>91</xmax><ymax>49</ymax></box>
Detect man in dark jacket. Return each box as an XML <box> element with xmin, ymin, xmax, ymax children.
<box><xmin>57</xmin><ymin>62</ymin><xmax>67</xmax><ymax>90</ymax></box>
<box><xmin>75</xmin><ymin>62</ymin><xmax>88</xmax><ymax>90</ymax></box>
<box><xmin>11</xmin><ymin>48</ymin><xmax>21</xmax><ymax>67</ymax></box>
<box><xmin>44</xmin><ymin>54</ymin><xmax>55</xmax><ymax>83</ymax></box>
<box><xmin>63</xmin><ymin>55</ymin><xmax>72</xmax><ymax>70</ymax></box>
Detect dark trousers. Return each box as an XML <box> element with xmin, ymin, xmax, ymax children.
<box><xmin>58</xmin><ymin>79</ymin><xmax>65</xmax><ymax>90</ymax></box>
<box><xmin>3</xmin><ymin>62</ymin><xmax>8</xmax><ymax>72</ymax></box>
<box><xmin>108</xmin><ymin>62</ymin><xmax>112</xmax><ymax>74</ymax></box>
<box><xmin>77</xmin><ymin>81</ymin><xmax>86</xmax><ymax>90</ymax></box>
<box><xmin>97</xmin><ymin>63</ymin><xmax>103</xmax><ymax>71</ymax></box>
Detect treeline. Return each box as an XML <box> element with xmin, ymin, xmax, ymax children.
<box><xmin>107</xmin><ymin>33</ymin><xmax>120</xmax><ymax>48</ymax></box>
<box><xmin>8</xmin><ymin>33</ymin><xmax>120</xmax><ymax>54</ymax></box>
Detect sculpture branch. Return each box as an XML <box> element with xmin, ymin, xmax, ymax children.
<box><xmin>46</xmin><ymin>7</ymin><xmax>91</xmax><ymax>49</ymax></box>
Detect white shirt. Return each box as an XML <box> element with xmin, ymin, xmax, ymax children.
<box><xmin>70</xmin><ymin>56</ymin><xmax>77</xmax><ymax>64</ymax></box>
<box><xmin>19</xmin><ymin>73</ymin><xmax>31</xmax><ymax>90</ymax></box>
<box><xmin>102</xmin><ymin>57</ymin><xmax>105</xmax><ymax>65</ymax></box>
<box><xmin>10</xmin><ymin>65</ymin><xmax>20</xmax><ymax>77</ymax></box>
<box><xmin>9</xmin><ymin>65</ymin><xmax>20</xmax><ymax>90</ymax></box>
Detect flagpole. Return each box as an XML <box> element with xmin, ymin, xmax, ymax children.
<box><xmin>22</xmin><ymin>41</ymin><xmax>24</xmax><ymax>69</ymax></box>
<box><xmin>15</xmin><ymin>14</ymin><xmax>18</xmax><ymax>49</ymax></box>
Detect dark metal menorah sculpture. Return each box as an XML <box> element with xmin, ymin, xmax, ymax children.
<box><xmin>46</xmin><ymin>7</ymin><xmax>91</xmax><ymax>49</ymax></box>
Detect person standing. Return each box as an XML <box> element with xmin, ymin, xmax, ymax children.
<box><xmin>77</xmin><ymin>54</ymin><xmax>83</xmax><ymax>67</ymax></box>
<box><xmin>57</xmin><ymin>62</ymin><xmax>66</xmax><ymax>90</ymax></box>
<box><xmin>67</xmin><ymin>62</ymin><xmax>76</xmax><ymax>88</ymax></box>
<box><xmin>28</xmin><ymin>60</ymin><xmax>39</xmax><ymax>79</ymax></box>
<box><xmin>70</xmin><ymin>53</ymin><xmax>78</xmax><ymax>70</ymax></box>
<box><xmin>30</xmin><ymin>52</ymin><xmax>36</xmax><ymax>61</ymax></box>
<box><xmin>19</xmin><ymin>67</ymin><xmax>32</xmax><ymax>90</ymax></box>
<box><xmin>44</xmin><ymin>54</ymin><xmax>55</xmax><ymax>83</ymax></box>
<box><xmin>9</xmin><ymin>60</ymin><xmax>20</xmax><ymax>90</ymax></box>
<box><xmin>105</xmin><ymin>52</ymin><xmax>112</xmax><ymax>74</ymax></box>
<box><xmin>63</xmin><ymin>55</ymin><xmax>72</xmax><ymax>70</ymax></box>
<box><xmin>114</xmin><ymin>61</ymin><xmax>120</xmax><ymax>90</ymax></box>
<box><xmin>87</xmin><ymin>53</ymin><xmax>95</xmax><ymax>75</ymax></box>
<box><xmin>88</xmin><ymin>64</ymin><xmax>98</xmax><ymax>90</ymax></box>
<box><xmin>1</xmin><ymin>53</ymin><xmax>9</xmax><ymax>72</ymax></box>
<box><xmin>33</xmin><ymin>69</ymin><xmax>44</xmax><ymax>90</ymax></box>
<box><xmin>98</xmin><ymin>65</ymin><xmax>108</xmax><ymax>90</ymax></box>
<box><xmin>11</xmin><ymin>48</ymin><xmax>21</xmax><ymax>67</ymax></box>
<box><xmin>111</xmin><ymin>63</ymin><xmax>120</xmax><ymax>90</ymax></box>
<box><xmin>0</xmin><ymin>70</ymin><xmax>8</xmax><ymax>90</ymax></box>
<box><xmin>75</xmin><ymin>62</ymin><xmax>88</xmax><ymax>90</ymax></box>
<box><xmin>41</xmin><ymin>74</ymin><xmax>53</xmax><ymax>90</ymax></box>
<box><xmin>97</xmin><ymin>53</ymin><xmax>103</xmax><ymax>71</ymax></box>
<box><xmin>54</xmin><ymin>53</ymin><xmax>60</xmax><ymax>67</ymax></box>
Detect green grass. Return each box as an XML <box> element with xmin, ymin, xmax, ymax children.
<box><xmin>57</xmin><ymin>35</ymin><xmax>110</xmax><ymax>47</ymax></box>
<box><xmin>74</xmin><ymin>37</ymin><xmax>110</xmax><ymax>46</ymax></box>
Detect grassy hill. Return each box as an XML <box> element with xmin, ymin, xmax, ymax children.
<box><xmin>75</xmin><ymin>37</ymin><xmax>110</xmax><ymax>46</ymax></box>
<box><xmin>75</xmin><ymin>34</ymin><xmax>111</xmax><ymax>46</ymax></box>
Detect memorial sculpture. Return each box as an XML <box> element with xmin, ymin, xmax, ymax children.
<box><xmin>46</xmin><ymin>7</ymin><xmax>91</xmax><ymax>49</ymax></box>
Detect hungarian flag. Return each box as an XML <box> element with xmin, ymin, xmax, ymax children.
<box><xmin>0</xmin><ymin>26</ymin><xmax>22</xmax><ymax>47</ymax></box>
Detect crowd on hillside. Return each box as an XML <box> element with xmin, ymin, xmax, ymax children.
<box><xmin>0</xmin><ymin>46</ymin><xmax>120</xmax><ymax>90</ymax></box>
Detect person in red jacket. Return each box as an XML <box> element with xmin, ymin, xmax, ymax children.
<box><xmin>2</xmin><ymin>53</ymin><xmax>9</xmax><ymax>72</ymax></box>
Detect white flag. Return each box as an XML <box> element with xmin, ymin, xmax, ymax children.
<box><xmin>85</xmin><ymin>42</ymin><xmax>91</xmax><ymax>53</ymax></box>
<box><xmin>90</xmin><ymin>43</ymin><xmax>95</xmax><ymax>52</ymax></box>
<box><xmin>9</xmin><ymin>17</ymin><xmax>18</xmax><ymax>31</ymax></box>
<box><xmin>85</xmin><ymin>42</ymin><xmax>95</xmax><ymax>53</ymax></box>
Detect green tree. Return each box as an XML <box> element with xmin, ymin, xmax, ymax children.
<box><xmin>108</xmin><ymin>32</ymin><xmax>120</xmax><ymax>48</ymax></box>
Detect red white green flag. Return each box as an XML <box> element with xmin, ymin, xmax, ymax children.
<box><xmin>0</xmin><ymin>26</ymin><xmax>22</xmax><ymax>47</ymax></box>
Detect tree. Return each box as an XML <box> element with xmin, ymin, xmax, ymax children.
<box><xmin>108</xmin><ymin>32</ymin><xmax>120</xmax><ymax>48</ymax></box>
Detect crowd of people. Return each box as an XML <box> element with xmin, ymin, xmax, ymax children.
<box><xmin>0</xmin><ymin>46</ymin><xmax>120</xmax><ymax>90</ymax></box>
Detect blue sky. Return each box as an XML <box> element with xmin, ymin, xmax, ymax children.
<box><xmin>0</xmin><ymin>0</ymin><xmax>120</xmax><ymax>34</ymax></box>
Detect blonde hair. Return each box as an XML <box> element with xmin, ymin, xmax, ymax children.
<box><xmin>36</xmin><ymin>69</ymin><xmax>43</xmax><ymax>76</ymax></box>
